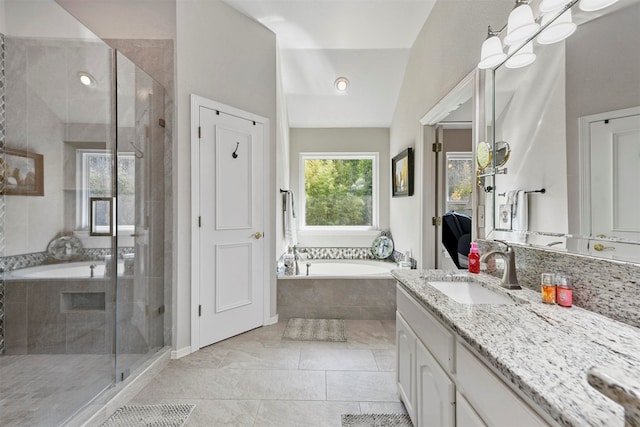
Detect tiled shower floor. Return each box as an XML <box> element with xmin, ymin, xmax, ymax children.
<box><xmin>130</xmin><ymin>320</ymin><xmax>405</xmax><ymax>426</ymax></box>
<box><xmin>0</xmin><ymin>353</ymin><xmax>147</xmax><ymax>427</ymax></box>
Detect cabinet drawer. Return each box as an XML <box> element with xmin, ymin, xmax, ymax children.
<box><xmin>456</xmin><ymin>342</ymin><xmax>548</xmax><ymax>427</ymax></box>
<box><xmin>396</xmin><ymin>284</ymin><xmax>455</xmax><ymax>373</ymax></box>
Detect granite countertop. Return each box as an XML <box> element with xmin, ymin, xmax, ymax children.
<box><xmin>391</xmin><ymin>269</ymin><xmax>640</xmax><ymax>427</ymax></box>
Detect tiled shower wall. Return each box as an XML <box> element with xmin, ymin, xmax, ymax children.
<box><xmin>1</xmin><ymin>33</ymin><xmax>6</xmax><ymax>354</ymax></box>
<box><xmin>478</xmin><ymin>240</ymin><xmax>640</xmax><ymax>329</ymax></box>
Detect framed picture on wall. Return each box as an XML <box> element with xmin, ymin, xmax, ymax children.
<box><xmin>0</xmin><ymin>148</ymin><xmax>44</xmax><ymax>196</ymax></box>
<box><xmin>392</xmin><ymin>147</ymin><xmax>414</xmax><ymax>197</ymax></box>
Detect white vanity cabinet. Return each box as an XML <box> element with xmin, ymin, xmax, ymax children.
<box><xmin>396</xmin><ymin>283</ymin><xmax>552</xmax><ymax>427</ymax></box>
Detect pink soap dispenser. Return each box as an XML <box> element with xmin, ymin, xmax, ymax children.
<box><xmin>468</xmin><ymin>242</ymin><xmax>480</xmax><ymax>274</ymax></box>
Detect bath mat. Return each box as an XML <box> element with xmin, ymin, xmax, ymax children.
<box><xmin>341</xmin><ymin>413</ymin><xmax>413</xmax><ymax>427</ymax></box>
<box><xmin>101</xmin><ymin>404</ymin><xmax>195</xmax><ymax>427</ymax></box>
<box><xmin>282</xmin><ymin>318</ymin><xmax>347</xmax><ymax>342</ymax></box>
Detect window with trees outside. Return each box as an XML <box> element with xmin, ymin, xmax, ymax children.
<box><xmin>77</xmin><ymin>150</ymin><xmax>135</xmax><ymax>231</ymax></box>
<box><xmin>300</xmin><ymin>153</ymin><xmax>378</xmax><ymax>228</ymax></box>
<box><xmin>445</xmin><ymin>152</ymin><xmax>473</xmax><ymax>216</ymax></box>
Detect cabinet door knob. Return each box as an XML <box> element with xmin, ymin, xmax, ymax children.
<box><xmin>593</xmin><ymin>243</ymin><xmax>614</xmax><ymax>251</ymax></box>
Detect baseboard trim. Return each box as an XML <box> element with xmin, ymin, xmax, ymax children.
<box><xmin>171</xmin><ymin>346</ymin><xmax>192</xmax><ymax>360</ymax></box>
<box><xmin>266</xmin><ymin>314</ymin><xmax>279</xmax><ymax>325</ymax></box>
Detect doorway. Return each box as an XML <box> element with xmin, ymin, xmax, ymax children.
<box><xmin>190</xmin><ymin>95</ymin><xmax>270</xmax><ymax>349</ymax></box>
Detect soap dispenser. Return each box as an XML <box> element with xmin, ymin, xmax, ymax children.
<box><xmin>468</xmin><ymin>242</ymin><xmax>480</xmax><ymax>274</ymax></box>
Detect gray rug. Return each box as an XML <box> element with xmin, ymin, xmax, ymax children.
<box><xmin>341</xmin><ymin>414</ymin><xmax>413</xmax><ymax>427</ymax></box>
<box><xmin>282</xmin><ymin>318</ymin><xmax>347</xmax><ymax>342</ymax></box>
<box><xmin>102</xmin><ymin>404</ymin><xmax>195</xmax><ymax>427</ymax></box>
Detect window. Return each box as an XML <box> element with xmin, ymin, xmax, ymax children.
<box><xmin>445</xmin><ymin>152</ymin><xmax>473</xmax><ymax>216</ymax></box>
<box><xmin>77</xmin><ymin>150</ymin><xmax>135</xmax><ymax>231</ymax></box>
<box><xmin>300</xmin><ymin>153</ymin><xmax>378</xmax><ymax>228</ymax></box>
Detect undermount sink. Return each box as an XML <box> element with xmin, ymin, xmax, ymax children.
<box><xmin>427</xmin><ymin>281</ymin><xmax>517</xmax><ymax>305</ymax></box>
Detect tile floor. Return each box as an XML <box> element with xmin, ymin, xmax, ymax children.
<box><xmin>0</xmin><ymin>352</ymin><xmax>152</xmax><ymax>427</ymax></box>
<box><xmin>130</xmin><ymin>320</ymin><xmax>406</xmax><ymax>426</ymax></box>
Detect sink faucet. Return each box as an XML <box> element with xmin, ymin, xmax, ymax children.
<box><xmin>480</xmin><ymin>240</ymin><xmax>521</xmax><ymax>289</ymax></box>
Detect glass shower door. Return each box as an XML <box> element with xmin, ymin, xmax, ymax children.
<box><xmin>114</xmin><ymin>51</ymin><xmax>165</xmax><ymax>380</ymax></box>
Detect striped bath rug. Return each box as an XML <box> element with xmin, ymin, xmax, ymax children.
<box><xmin>282</xmin><ymin>318</ymin><xmax>347</xmax><ymax>342</ymax></box>
<box><xmin>101</xmin><ymin>404</ymin><xmax>195</xmax><ymax>427</ymax></box>
<box><xmin>341</xmin><ymin>413</ymin><xmax>413</xmax><ymax>426</ymax></box>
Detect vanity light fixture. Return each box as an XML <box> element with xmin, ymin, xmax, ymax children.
<box><xmin>478</xmin><ymin>26</ymin><xmax>507</xmax><ymax>69</ymax></box>
<box><xmin>334</xmin><ymin>77</ymin><xmax>349</xmax><ymax>92</ymax></box>
<box><xmin>579</xmin><ymin>0</ymin><xmax>620</xmax><ymax>12</ymax></box>
<box><xmin>503</xmin><ymin>0</ymin><xmax>540</xmax><ymax>46</ymax></box>
<box><xmin>78</xmin><ymin>71</ymin><xmax>96</xmax><ymax>87</ymax></box>
<box><xmin>505</xmin><ymin>41</ymin><xmax>536</xmax><ymax>68</ymax></box>
<box><xmin>537</xmin><ymin>8</ymin><xmax>577</xmax><ymax>44</ymax></box>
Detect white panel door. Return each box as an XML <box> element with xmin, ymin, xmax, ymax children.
<box><xmin>416</xmin><ymin>340</ymin><xmax>455</xmax><ymax>427</ymax></box>
<box><xmin>589</xmin><ymin>114</ymin><xmax>640</xmax><ymax>261</ymax></box>
<box><xmin>198</xmin><ymin>106</ymin><xmax>264</xmax><ymax>347</ymax></box>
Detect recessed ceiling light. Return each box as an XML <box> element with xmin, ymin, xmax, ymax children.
<box><xmin>78</xmin><ymin>71</ymin><xmax>96</xmax><ymax>87</ymax></box>
<box><xmin>335</xmin><ymin>77</ymin><xmax>349</xmax><ymax>92</ymax></box>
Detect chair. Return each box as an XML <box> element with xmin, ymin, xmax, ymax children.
<box><xmin>442</xmin><ymin>210</ymin><xmax>472</xmax><ymax>269</ymax></box>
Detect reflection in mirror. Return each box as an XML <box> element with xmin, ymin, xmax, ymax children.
<box><xmin>494</xmin><ymin>141</ymin><xmax>511</xmax><ymax>168</ymax></box>
<box><xmin>476</xmin><ymin>141</ymin><xmax>492</xmax><ymax>170</ymax></box>
<box><xmin>488</xmin><ymin>0</ymin><xmax>640</xmax><ymax>262</ymax></box>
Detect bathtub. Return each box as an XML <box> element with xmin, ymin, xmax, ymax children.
<box><xmin>277</xmin><ymin>259</ymin><xmax>397</xmax><ymax>320</ymax></box>
<box><xmin>280</xmin><ymin>259</ymin><xmax>394</xmax><ymax>279</ymax></box>
<box><xmin>6</xmin><ymin>261</ymin><xmax>124</xmax><ymax>279</ymax></box>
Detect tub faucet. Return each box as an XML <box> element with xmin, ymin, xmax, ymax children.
<box><xmin>480</xmin><ymin>240</ymin><xmax>521</xmax><ymax>289</ymax></box>
<box><xmin>292</xmin><ymin>245</ymin><xmax>307</xmax><ymax>276</ymax></box>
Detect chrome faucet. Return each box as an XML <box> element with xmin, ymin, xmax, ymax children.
<box><xmin>292</xmin><ymin>245</ymin><xmax>306</xmax><ymax>276</ymax></box>
<box><xmin>480</xmin><ymin>240</ymin><xmax>521</xmax><ymax>289</ymax></box>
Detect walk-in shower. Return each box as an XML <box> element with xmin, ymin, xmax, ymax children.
<box><xmin>0</xmin><ymin>2</ymin><xmax>171</xmax><ymax>425</ymax></box>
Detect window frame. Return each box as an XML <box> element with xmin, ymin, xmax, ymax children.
<box><xmin>299</xmin><ymin>152</ymin><xmax>379</xmax><ymax>231</ymax></box>
<box><xmin>76</xmin><ymin>149</ymin><xmax>135</xmax><ymax>232</ymax></box>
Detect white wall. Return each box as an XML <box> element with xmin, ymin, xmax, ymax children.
<box><xmin>275</xmin><ymin>46</ymin><xmax>291</xmax><ymax>264</ymax></box>
<box><xmin>175</xmin><ymin>1</ymin><xmax>277</xmax><ymax>351</ymax></box>
<box><xmin>55</xmin><ymin>0</ymin><xmax>175</xmax><ymax>40</ymax></box>
<box><xmin>6</xmin><ymin>0</ymin><xmax>99</xmax><ymax>39</ymax></box>
<box><xmin>289</xmin><ymin>127</ymin><xmax>390</xmax><ymax>248</ymax></box>
<box><xmin>390</xmin><ymin>0</ymin><xmax>513</xmax><ymax>267</ymax></box>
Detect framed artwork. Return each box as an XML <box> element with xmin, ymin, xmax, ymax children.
<box><xmin>0</xmin><ymin>148</ymin><xmax>44</xmax><ymax>196</ymax></box>
<box><xmin>392</xmin><ymin>147</ymin><xmax>414</xmax><ymax>197</ymax></box>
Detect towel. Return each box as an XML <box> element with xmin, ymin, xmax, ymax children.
<box><xmin>283</xmin><ymin>190</ymin><xmax>297</xmax><ymax>247</ymax></box>
<box><xmin>512</xmin><ymin>190</ymin><xmax>528</xmax><ymax>243</ymax></box>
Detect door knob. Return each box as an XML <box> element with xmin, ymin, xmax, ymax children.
<box><xmin>252</xmin><ymin>232</ymin><xmax>263</xmax><ymax>239</ymax></box>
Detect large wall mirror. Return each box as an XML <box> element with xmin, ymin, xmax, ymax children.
<box><xmin>486</xmin><ymin>0</ymin><xmax>640</xmax><ymax>263</ymax></box>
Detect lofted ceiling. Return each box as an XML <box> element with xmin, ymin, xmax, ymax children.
<box><xmin>222</xmin><ymin>0</ymin><xmax>437</xmax><ymax>128</ymax></box>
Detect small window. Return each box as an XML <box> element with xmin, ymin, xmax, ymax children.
<box><xmin>77</xmin><ymin>150</ymin><xmax>135</xmax><ymax>231</ymax></box>
<box><xmin>300</xmin><ymin>153</ymin><xmax>378</xmax><ymax>229</ymax></box>
<box><xmin>445</xmin><ymin>152</ymin><xmax>473</xmax><ymax>216</ymax></box>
